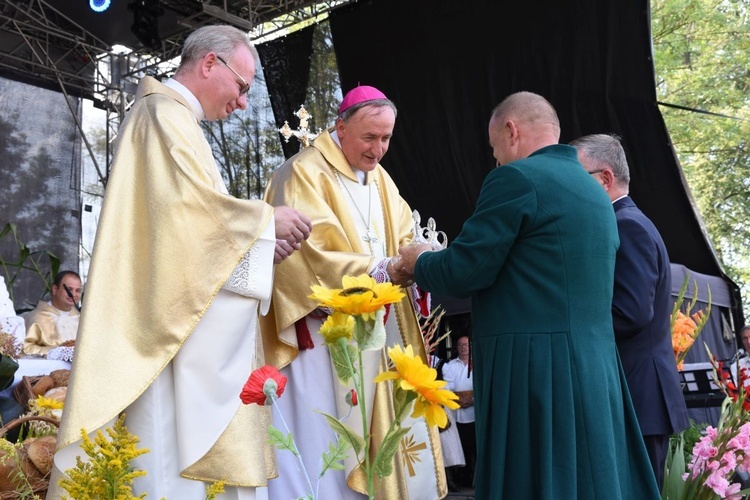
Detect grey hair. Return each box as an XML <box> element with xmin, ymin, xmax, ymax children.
<box><xmin>339</xmin><ymin>99</ymin><xmax>398</xmax><ymax>122</ymax></box>
<box><xmin>178</xmin><ymin>25</ymin><xmax>257</xmax><ymax>71</ymax></box>
<box><xmin>570</xmin><ymin>133</ymin><xmax>631</xmax><ymax>185</ymax></box>
<box><xmin>491</xmin><ymin>91</ymin><xmax>560</xmax><ymax>131</ymax></box>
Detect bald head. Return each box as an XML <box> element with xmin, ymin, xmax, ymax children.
<box><xmin>491</xmin><ymin>92</ymin><xmax>560</xmax><ymax>132</ymax></box>
<box><xmin>488</xmin><ymin>92</ymin><xmax>561</xmax><ymax>166</ymax></box>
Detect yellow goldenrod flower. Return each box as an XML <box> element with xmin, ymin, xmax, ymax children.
<box><xmin>319</xmin><ymin>312</ymin><xmax>355</xmax><ymax>344</ymax></box>
<box><xmin>309</xmin><ymin>274</ymin><xmax>405</xmax><ymax>320</ymax></box>
<box><xmin>206</xmin><ymin>479</ymin><xmax>226</xmax><ymax>499</ymax></box>
<box><xmin>374</xmin><ymin>344</ymin><xmax>460</xmax><ymax>428</ymax></box>
<box><xmin>59</xmin><ymin>414</ymin><xmax>149</xmax><ymax>499</ymax></box>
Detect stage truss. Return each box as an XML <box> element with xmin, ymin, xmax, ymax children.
<box><xmin>0</xmin><ymin>0</ymin><xmax>353</xmax><ymax>185</ymax></box>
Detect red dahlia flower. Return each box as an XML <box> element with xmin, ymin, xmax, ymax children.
<box><xmin>240</xmin><ymin>365</ymin><xmax>287</xmax><ymax>406</ymax></box>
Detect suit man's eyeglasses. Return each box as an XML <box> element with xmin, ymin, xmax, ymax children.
<box><xmin>216</xmin><ymin>55</ymin><xmax>250</xmax><ymax>96</ymax></box>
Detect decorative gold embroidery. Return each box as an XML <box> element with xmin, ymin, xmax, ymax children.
<box><xmin>401</xmin><ymin>433</ymin><xmax>428</xmax><ymax>477</ymax></box>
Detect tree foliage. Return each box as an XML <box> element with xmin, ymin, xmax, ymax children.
<box><xmin>306</xmin><ymin>21</ymin><xmax>342</xmax><ymax>133</ymax></box>
<box><xmin>652</xmin><ymin>0</ymin><xmax>750</xmax><ymax>308</ymax></box>
<box><xmin>0</xmin><ymin>112</ymin><xmax>77</xmax><ymax>308</ymax></box>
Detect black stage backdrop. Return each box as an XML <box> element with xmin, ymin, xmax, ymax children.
<box><xmin>329</xmin><ymin>0</ymin><xmax>744</xmax><ymax>327</ymax></box>
<box><xmin>258</xmin><ymin>25</ymin><xmax>316</xmax><ymax>159</ymax></box>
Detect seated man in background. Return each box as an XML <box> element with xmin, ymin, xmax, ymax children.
<box><xmin>23</xmin><ymin>270</ymin><xmax>82</xmax><ymax>356</ymax></box>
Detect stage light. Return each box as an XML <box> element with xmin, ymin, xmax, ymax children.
<box><xmin>128</xmin><ymin>0</ymin><xmax>164</xmax><ymax>51</ymax></box>
<box><xmin>90</xmin><ymin>0</ymin><xmax>111</xmax><ymax>13</ymax></box>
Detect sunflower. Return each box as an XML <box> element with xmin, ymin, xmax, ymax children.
<box><xmin>309</xmin><ymin>274</ymin><xmax>405</xmax><ymax>320</ymax></box>
<box><xmin>319</xmin><ymin>312</ymin><xmax>355</xmax><ymax>344</ymax></box>
<box><xmin>33</xmin><ymin>394</ymin><xmax>64</xmax><ymax>411</ymax></box>
<box><xmin>374</xmin><ymin>344</ymin><xmax>459</xmax><ymax>428</ymax></box>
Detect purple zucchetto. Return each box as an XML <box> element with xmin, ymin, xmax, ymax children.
<box><xmin>338</xmin><ymin>85</ymin><xmax>388</xmax><ymax>115</ymax></box>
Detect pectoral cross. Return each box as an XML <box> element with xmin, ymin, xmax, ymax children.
<box><xmin>363</xmin><ymin>232</ymin><xmax>379</xmax><ymax>245</ymax></box>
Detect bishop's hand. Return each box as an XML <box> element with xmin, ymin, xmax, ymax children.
<box><xmin>398</xmin><ymin>243</ymin><xmax>432</xmax><ymax>276</ymax></box>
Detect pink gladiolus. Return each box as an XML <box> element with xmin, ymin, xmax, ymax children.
<box><xmin>725</xmin><ymin>482</ymin><xmax>743</xmax><ymax>500</ymax></box>
<box><xmin>727</xmin><ymin>434</ymin><xmax>750</xmax><ymax>451</ymax></box>
<box><xmin>694</xmin><ymin>439</ymin><xmax>719</xmax><ymax>460</ymax></box>
<box><xmin>704</xmin><ymin>469</ymin><xmax>730</xmax><ymax>497</ymax></box>
<box><xmin>705</xmin><ymin>459</ymin><xmax>720</xmax><ymax>472</ymax></box>
<box><xmin>714</xmin><ymin>452</ymin><xmax>738</xmax><ymax>477</ymax></box>
<box><xmin>706</xmin><ymin>426</ymin><xmax>718</xmax><ymax>440</ymax></box>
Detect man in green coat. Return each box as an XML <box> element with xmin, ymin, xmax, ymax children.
<box><xmin>398</xmin><ymin>92</ymin><xmax>659</xmax><ymax>498</ymax></box>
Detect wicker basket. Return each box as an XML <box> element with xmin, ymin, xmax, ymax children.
<box><xmin>0</xmin><ymin>415</ymin><xmax>59</xmax><ymax>499</ymax></box>
<box><xmin>12</xmin><ymin>376</ymin><xmax>43</xmax><ymax>410</ymax></box>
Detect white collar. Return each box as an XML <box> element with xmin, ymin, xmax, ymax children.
<box><xmin>612</xmin><ymin>194</ymin><xmax>628</xmax><ymax>205</ymax></box>
<box><xmin>164</xmin><ymin>78</ymin><xmax>205</xmax><ymax>122</ymax></box>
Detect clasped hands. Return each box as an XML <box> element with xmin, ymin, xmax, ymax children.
<box><xmin>389</xmin><ymin>242</ymin><xmax>433</xmax><ymax>287</ymax></box>
<box><xmin>271</xmin><ymin>208</ymin><xmax>436</xmax><ymax>275</ymax></box>
<box><xmin>273</xmin><ymin>206</ymin><xmax>313</xmax><ymax>264</ymax></box>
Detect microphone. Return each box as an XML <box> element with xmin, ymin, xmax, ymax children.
<box><xmin>63</xmin><ymin>283</ymin><xmax>82</xmax><ymax>313</ymax></box>
<box><xmin>727</xmin><ymin>349</ymin><xmax>747</xmax><ymax>366</ymax></box>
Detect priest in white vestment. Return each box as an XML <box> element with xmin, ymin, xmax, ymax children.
<box><xmin>261</xmin><ymin>86</ymin><xmax>447</xmax><ymax>499</ymax></box>
<box><xmin>47</xmin><ymin>25</ymin><xmax>311</xmax><ymax>499</ymax></box>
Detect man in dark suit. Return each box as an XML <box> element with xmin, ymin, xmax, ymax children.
<box><xmin>397</xmin><ymin>93</ymin><xmax>659</xmax><ymax>499</ymax></box>
<box><xmin>572</xmin><ymin>133</ymin><xmax>689</xmax><ymax>488</ymax></box>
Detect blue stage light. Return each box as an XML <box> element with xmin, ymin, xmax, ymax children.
<box><xmin>90</xmin><ymin>0</ymin><xmax>111</xmax><ymax>13</ymax></box>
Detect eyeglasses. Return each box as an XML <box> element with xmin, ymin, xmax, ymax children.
<box><xmin>216</xmin><ymin>55</ymin><xmax>250</xmax><ymax>96</ymax></box>
<box><xmin>588</xmin><ymin>169</ymin><xmax>606</xmax><ymax>175</ymax></box>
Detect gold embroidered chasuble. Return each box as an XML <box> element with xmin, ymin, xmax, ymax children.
<box><xmin>23</xmin><ymin>301</ymin><xmax>80</xmax><ymax>355</ymax></box>
<box><xmin>261</xmin><ymin>130</ymin><xmax>446</xmax><ymax>498</ymax></box>
<box><xmin>50</xmin><ymin>77</ymin><xmax>277</xmax><ymax>492</ymax></box>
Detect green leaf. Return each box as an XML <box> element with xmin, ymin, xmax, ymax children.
<box><xmin>662</xmin><ymin>433</ymin><xmax>685</xmax><ymax>500</ymax></box>
<box><xmin>0</xmin><ymin>222</ymin><xmax>14</xmax><ymax>240</ymax></box>
<box><xmin>373</xmin><ymin>427</ymin><xmax>410</xmax><ymax>478</ymax></box>
<box><xmin>319</xmin><ymin>411</ymin><xmax>366</xmax><ymax>458</ymax></box>
<box><xmin>268</xmin><ymin>425</ymin><xmax>298</xmax><ymax>457</ymax></box>
<box><xmin>392</xmin><ymin>386</ymin><xmax>417</xmax><ymax>424</ymax></box>
<box><xmin>358</xmin><ymin>309</ymin><xmax>386</xmax><ymax>352</ymax></box>
<box><xmin>320</xmin><ymin>440</ymin><xmax>350</xmax><ymax>476</ymax></box>
<box><xmin>329</xmin><ymin>340</ymin><xmax>357</xmax><ymax>383</ymax></box>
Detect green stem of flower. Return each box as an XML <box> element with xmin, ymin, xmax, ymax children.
<box><xmin>357</xmin><ymin>348</ymin><xmax>375</xmax><ymax>500</ymax></box>
<box><xmin>271</xmin><ymin>397</ymin><xmax>316</xmax><ymax>499</ymax></box>
<box><xmin>350</xmin><ymin>316</ymin><xmax>375</xmax><ymax>500</ymax></box>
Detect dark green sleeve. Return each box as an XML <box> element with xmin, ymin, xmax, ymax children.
<box><xmin>415</xmin><ymin>165</ymin><xmax>536</xmax><ymax>297</ymax></box>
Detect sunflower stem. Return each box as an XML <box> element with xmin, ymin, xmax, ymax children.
<box><xmin>358</xmin><ymin>347</ymin><xmax>375</xmax><ymax>500</ymax></box>
<box><xmin>350</xmin><ymin>316</ymin><xmax>375</xmax><ymax>499</ymax></box>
